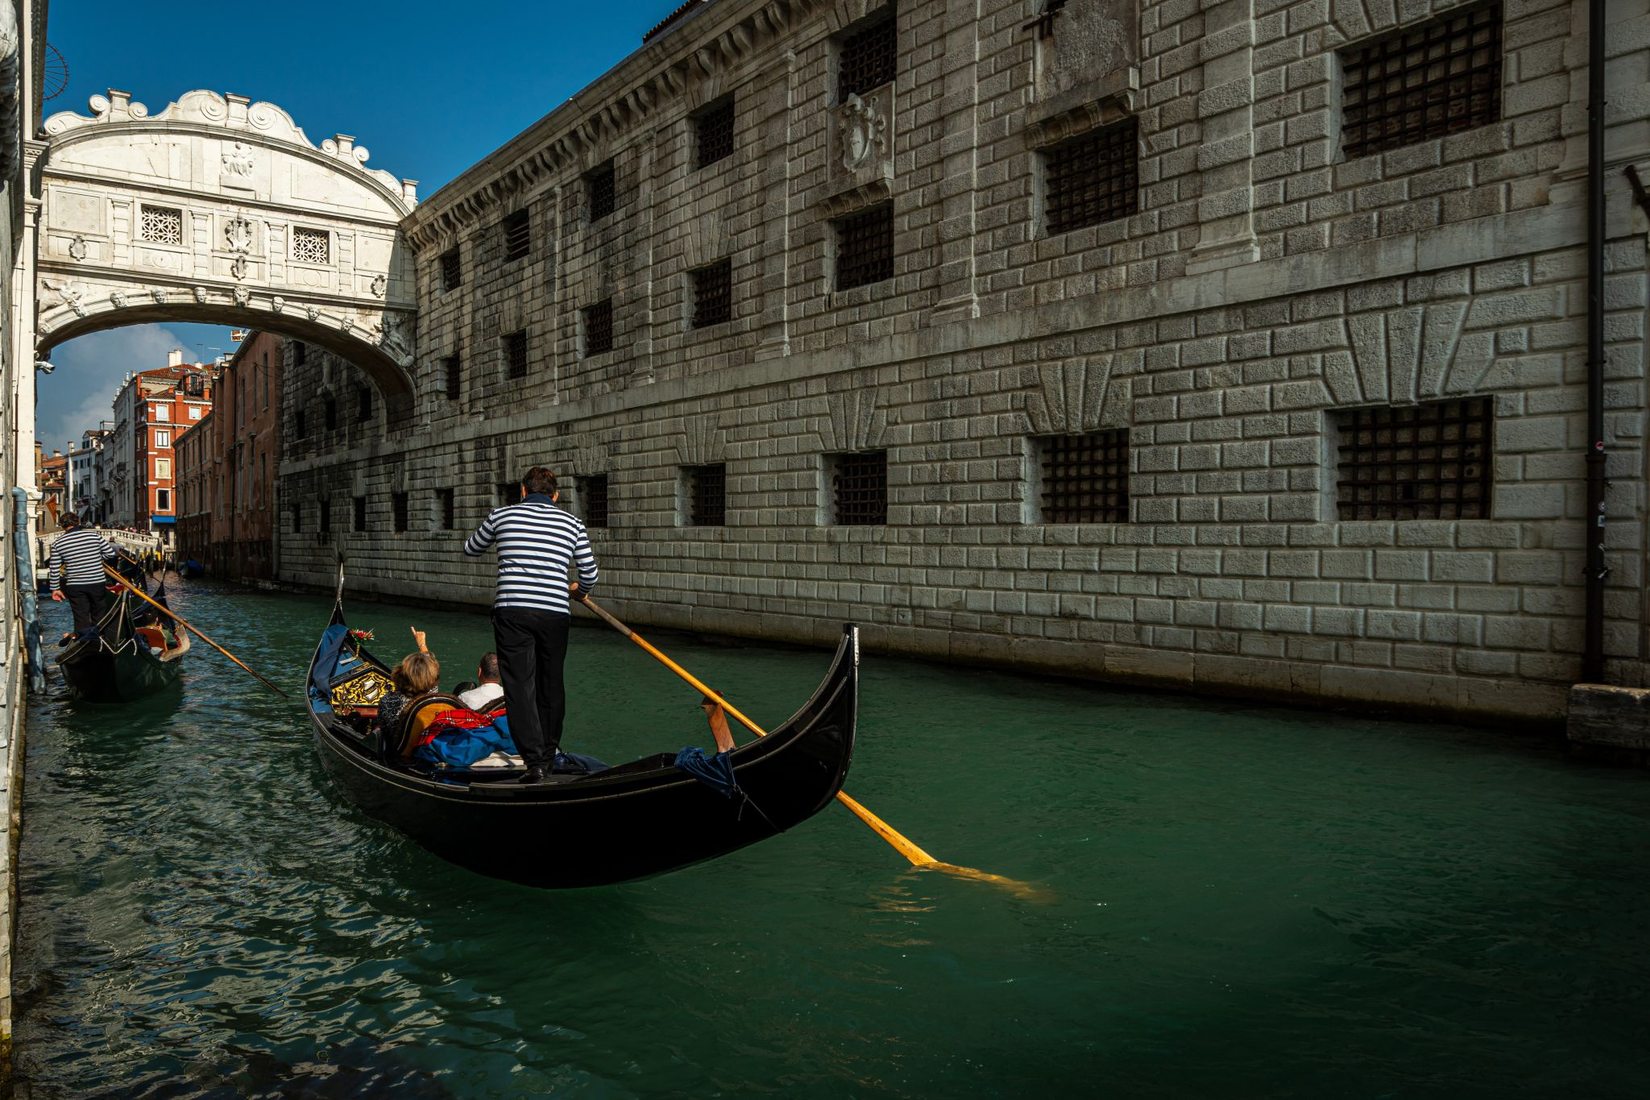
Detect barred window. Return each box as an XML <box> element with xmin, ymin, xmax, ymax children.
<box><xmin>503</xmin><ymin>209</ymin><xmax>531</xmax><ymax>262</ymax></box>
<box><xmin>1341</xmin><ymin>1</ymin><xmax>1502</xmax><ymax>159</ymax></box>
<box><xmin>683</xmin><ymin>464</ymin><xmax>727</xmax><ymax>527</ymax></box>
<box><xmin>323</xmin><ymin>395</ymin><xmax>337</xmax><ymax>432</ymax></box>
<box><xmin>140</xmin><ymin>205</ymin><xmax>183</xmax><ymax>245</ymax></box>
<box><xmin>291</xmin><ymin>503</ymin><xmax>302</xmax><ymax>534</ymax></box>
<box><xmin>834</xmin><ymin>203</ymin><xmax>894</xmax><ymax>291</ymax></box>
<box><xmin>1043</xmin><ymin>117</ymin><xmax>1139</xmax><ymax>235</ymax></box>
<box><xmin>438</xmin><ymin>488</ymin><xmax>455</xmax><ymax>530</ymax></box>
<box><xmin>440</xmin><ymin>248</ymin><xmax>462</xmax><ymax>291</ymax></box>
<box><xmin>294</xmin><ymin>410</ymin><xmax>307</xmax><ymax>440</ymax></box>
<box><xmin>444</xmin><ymin>354</ymin><xmax>462</xmax><ymax>400</ymax></box>
<box><xmin>392</xmin><ymin>491</ymin><xmax>409</xmax><ymax>533</ymax></box>
<box><xmin>838</xmin><ymin>5</ymin><xmax>897</xmax><ymax>101</ymax></box>
<box><xmin>1037</xmin><ymin>430</ymin><xmax>1130</xmax><ymax>523</ymax></box>
<box><xmin>319</xmin><ymin>499</ymin><xmax>331</xmax><ymax>534</ymax></box>
<box><xmin>1335</xmin><ymin>398</ymin><xmax>1493</xmax><ymax>520</ymax></box>
<box><xmin>353</xmin><ymin>496</ymin><xmax>368</xmax><ymax>532</ymax></box>
<box><xmin>587</xmin><ymin>160</ymin><xmax>616</xmax><ymax>223</ymax></box>
<box><xmin>356</xmin><ymin>385</ymin><xmax>373</xmax><ymax>423</ymax></box>
<box><xmin>692</xmin><ymin>258</ymin><xmax>733</xmax><ymax>328</ymax></box>
<box><xmin>828</xmin><ymin>451</ymin><xmax>888</xmax><ymax>526</ymax></box>
<box><xmin>584</xmin><ymin>300</ymin><xmax>614</xmax><ymax>356</ymax></box>
<box><xmin>294</xmin><ymin>341</ymin><xmax>307</xmax><ymax>367</ymax></box>
<box><xmin>292</xmin><ymin>227</ymin><xmax>330</xmax><ymax>264</ymax></box>
<box><xmin>578</xmin><ymin>474</ymin><xmax>609</xmax><ymax>529</ymax></box>
<box><xmin>696</xmin><ymin>97</ymin><xmax>735</xmax><ymax>169</ymax></box>
<box><xmin>506</xmin><ymin>330</ymin><xmax>528</xmax><ymax>379</ymax></box>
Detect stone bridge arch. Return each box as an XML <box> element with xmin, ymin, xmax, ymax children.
<box><xmin>35</xmin><ymin>89</ymin><xmax>419</xmax><ymax>420</ymax></box>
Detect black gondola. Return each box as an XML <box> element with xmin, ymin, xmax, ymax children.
<box><xmin>306</xmin><ymin>578</ymin><xmax>858</xmax><ymax>889</ymax></box>
<box><xmin>57</xmin><ymin>588</ymin><xmax>190</xmax><ymax>702</ymax></box>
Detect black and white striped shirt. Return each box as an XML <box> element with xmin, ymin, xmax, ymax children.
<box><xmin>48</xmin><ymin>527</ymin><xmax>117</xmax><ymax>590</ymax></box>
<box><xmin>463</xmin><ymin>497</ymin><xmax>598</xmax><ymax>614</ymax></box>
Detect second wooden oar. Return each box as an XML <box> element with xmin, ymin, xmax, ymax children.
<box><xmin>577</xmin><ymin>594</ymin><xmax>1047</xmax><ymax>900</ymax></box>
<box><xmin>104</xmin><ymin>565</ymin><xmax>289</xmax><ymax>698</ymax></box>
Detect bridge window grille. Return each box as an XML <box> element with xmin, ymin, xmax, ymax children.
<box><xmin>587</xmin><ymin>160</ymin><xmax>616</xmax><ymax>223</ymax></box>
<box><xmin>140</xmin><ymin>205</ymin><xmax>183</xmax><ymax>245</ymax></box>
<box><xmin>578</xmin><ymin>474</ymin><xmax>609</xmax><ymax>529</ymax></box>
<box><xmin>1043</xmin><ymin>117</ymin><xmax>1139</xmax><ymax>235</ymax></box>
<box><xmin>392</xmin><ymin>491</ymin><xmax>409</xmax><ymax>533</ymax></box>
<box><xmin>583</xmin><ymin>300</ymin><xmax>614</xmax><ymax>356</ymax></box>
<box><xmin>505</xmin><ymin>330</ymin><xmax>528</xmax><ymax>378</ymax></box>
<box><xmin>320</xmin><ymin>499</ymin><xmax>331</xmax><ymax>534</ymax></box>
<box><xmin>1334</xmin><ymin>398</ymin><xmax>1493</xmax><ymax>520</ymax></box>
<box><xmin>353</xmin><ymin>496</ymin><xmax>368</xmax><ymax>532</ymax></box>
<box><xmin>837</xmin><ymin>5</ymin><xmax>898</xmax><ymax>101</ymax></box>
<box><xmin>692</xmin><ymin>259</ymin><xmax>733</xmax><ymax>328</ymax></box>
<box><xmin>1341</xmin><ymin>1</ymin><xmax>1502</xmax><ymax>159</ymax></box>
<box><xmin>356</xmin><ymin>386</ymin><xmax>373</xmax><ymax>422</ymax></box>
<box><xmin>696</xmin><ymin>97</ymin><xmax>735</xmax><ymax>169</ymax></box>
<box><xmin>828</xmin><ymin>451</ymin><xmax>888</xmax><ymax>525</ymax></box>
<box><xmin>683</xmin><ymin>464</ymin><xmax>726</xmax><ymax>527</ymax></box>
<box><xmin>292</xmin><ymin>227</ymin><xmax>330</xmax><ymax>265</ymax></box>
<box><xmin>438</xmin><ymin>488</ymin><xmax>455</xmax><ymax>530</ymax></box>
<box><xmin>503</xmin><ymin>209</ymin><xmax>531</xmax><ymax>262</ymax></box>
<box><xmin>444</xmin><ymin>355</ymin><xmax>462</xmax><ymax>400</ymax></box>
<box><xmin>1038</xmin><ymin>430</ymin><xmax>1131</xmax><ymax>524</ymax></box>
<box><xmin>440</xmin><ymin>248</ymin><xmax>462</xmax><ymax>291</ymax></box>
<box><xmin>834</xmin><ymin>203</ymin><xmax>894</xmax><ymax>291</ymax></box>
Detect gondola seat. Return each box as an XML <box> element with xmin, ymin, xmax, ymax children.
<box><xmin>391</xmin><ymin>693</ymin><xmax>463</xmax><ymax>761</ymax></box>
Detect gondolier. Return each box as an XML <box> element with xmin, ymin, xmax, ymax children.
<box><xmin>48</xmin><ymin>512</ymin><xmax>119</xmax><ymax>637</ymax></box>
<box><xmin>464</xmin><ymin>466</ymin><xmax>599</xmax><ymax>784</ymax></box>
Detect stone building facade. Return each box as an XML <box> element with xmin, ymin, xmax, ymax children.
<box><xmin>278</xmin><ymin>0</ymin><xmax>1650</xmax><ymax>723</ymax></box>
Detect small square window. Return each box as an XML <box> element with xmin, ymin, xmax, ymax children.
<box><xmin>438</xmin><ymin>488</ymin><xmax>455</xmax><ymax>530</ymax></box>
<box><xmin>392</xmin><ymin>491</ymin><xmax>409</xmax><ymax>533</ymax></box>
<box><xmin>583</xmin><ymin>300</ymin><xmax>614</xmax><ymax>356</ymax></box>
<box><xmin>837</xmin><ymin>5</ymin><xmax>898</xmax><ymax>102</ymax></box>
<box><xmin>1036</xmin><ymin>430</ymin><xmax>1131</xmax><ymax>524</ymax></box>
<box><xmin>291</xmin><ymin>503</ymin><xmax>303</xmax><ymax>534</ymax></box>
<box><xmin>691</xmin><ymin>259</ymin><xmax>733</xmax><ymax>328</ymax></box>
<box><xmin>323</xmin><ymin>396</ymin><xmax>338</xmax><ymax>432</ymax></box>
<box><xmin>695</xmin><ymin>97</ymin><xmax>735</xmax><ymax>169</ymax></box>
<box><xmin>828</xmin><ymin>451</ymin><xmax>888</xmax><ymax>525</ymax></box>
<box><xmin>294</xmin><ymin>410</ymin><xmax>308</xmax><ymax>440</ymax></box>
<box><xmin>354</xmin><ymin>496</ymin><xmax>368</xmax><ymax>532</ymax></box>
<box><xmin>156</xmin><ymin>488</ymin><xmax>171</xmax><ymax>511</ymax></box>
<box><xmin>683</xmin><ymin>464</ymin><xmax>727</xmax><ymax>527</ymax></box>
<box><xmin>320</xmin><ymin>499</ymin><xmax>332</xmax><ymax>534</ymax></box>
<box><xmin>587</xmin><ymin>160</ymin><xmax>616</xmax><ymax>223</ymax></box>
<box><xmin>140</xmin><ymin>205</ymin><xmax>184</xmax><ymax>245</ymax></box>
<box><xmin>444</xmin><ymin>355</ymin><xmax>462</xmax><ymax>400</ymax></box>
<box><xmin>294</xmin><ymin>342</ymin><xmax>307</xmax><ymax>366</ymax></box>
<box><xmin>1334</xmin><ymin>398</ymin><xmax>1493</xmax><ymax>520</ymax></box>
<box><xmin>503</xmin><ymin>209</ymin><xmax>531</xmax><ymax>262</ymax></box>
<box><xmin>834</xmin><ymin>203</ymin><xmax>894</xmax><ymax>291</ymax></box>
<box><xmin>356</xmin><ymin>386</ymin><xmax>373</xmax><ymax>422</ymax></box>
<box><xmin>1042</xmin><ymin>117</ymin><xmax>1139</xmax><ymax>236</ymax></box>
<box><xmin>292</xmin><ymin>227</ymin><xmax>330</xmax><ymax>264</ymax></box>
<box><xmin>440</xmin><ymin>248</ymin><xmax>462</xmax><ymax>291</ymax></box>
<box><xmin>578</xmin><ymin>474</ymin><xmax>609</xmax><ymax>529</ymax></box>
<box><xmin>505</xmin><ymin>331</ymin><xmax>528</xmax><ymax>378</ymax></box>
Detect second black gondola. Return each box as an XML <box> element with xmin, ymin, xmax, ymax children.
<box><xmin>57</xmin><ymin>587</ymin><xmax>189</xmax><ymax>702</ymax></box>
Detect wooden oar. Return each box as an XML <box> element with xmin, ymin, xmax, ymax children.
<box><xmin>577</xmin><ymin>593</ymin><xmax>1047</xmax><ymax>900</ymax></box>
<box><xmin>104</xmin><ymin>565</ymin><xmax>289</xmax><ymax>698</ymax></box>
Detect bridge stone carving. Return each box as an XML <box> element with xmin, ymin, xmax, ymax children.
<box><xmin>37</xmin><ymin>89</ymin><xmax>420</xmax><ymax>420</ymax></box>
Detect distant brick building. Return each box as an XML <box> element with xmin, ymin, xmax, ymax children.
<box><xmin>108</xmin><ymin>351</ymin><xmax>214</xmax><ymax>543</ymax></box>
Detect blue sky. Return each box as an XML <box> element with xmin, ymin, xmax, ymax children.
<box><xmin>37</xmin><ymin>0</ymin><xmax>687</xmax><ymax>447</ymax></box>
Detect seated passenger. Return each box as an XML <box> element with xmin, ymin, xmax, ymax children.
<box><xmin>377</xmin><ymin>627</ymin><xmax>440</xmax><ymax>738</ymax></box>
<box><xmin>458</xmin><ymin>651</ymin><xmax>504</xmax><ymax>711</ymax></box>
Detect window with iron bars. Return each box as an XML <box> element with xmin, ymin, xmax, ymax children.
<box><xmin>1334</xmin><ymin>398</ymin><xmax>1493</xmax><ymax>520</ymax></box>
<box><xmin>1036</xmin><ymin>430</ymin><xmax>1131</xmax><ymax>524</ymax></box>
<box><xmin>837</xmin><ymin>4</ymin><xmax>897</xmax><ymax>102</ymax></box>
<box><xmin>319</xmin><ymin>499</ymin><xmax>331</xmax><ymax>534</ymax></box>
<box><xmin>505</xmin><ymin>330</ymin><xmax>528</xmax><ymax>378</ymax></box>
<box><xmin>392</xmin><ymin>491</ymin><xmax>409</xmax><ymax>533</ymax></box>
<box><xmin>578</xmin><ymin>474</ymin><xmax>609</xmax><ymax>529</ymax></box>
<box><xmin>291</xmin><ymin>503</ymin><xmax>302</xmax><ymax>534</ymax></box>
<box><xmin>695</xmin><ymin>97</ymin><xmax>735</xmax><ymax>169</ymax></box>
<box><xmin>583</xmin><ymin>300</ymin><xmax>614</xmax><ymax>356</ymax></box>
<box><xmin>691</xmin><ymin>258</ymin><xmax>733</xmax><ymax>328</ymax></box>
<box><xmin>828</xmin><ymin>451</ymin><xmax>888</xmax><ymax>526</ymax></box>
<box><xmin>682</xmin><ymin>464</ymin><xmax>727</xmax><ymax>527</ymax></box>
<box><xmin>1340</xmin><ymin>1</ymin><xmax>1502</xmax><ymax>160</ymax></box>
<box><xmin>294</xmin><ymin>341</ymin><xmax>307</xmax><ymax>367</ymax></box>
<box><xmin>587</xmin><ymin>160</ymin><xmax>616</xmax><ymax>223</ymax></box>
<box><xmin>438</xmin><ymin>488</ymin><xmax>455</xmax><ymax>530</ymax></box>
<box><xmin>503</xmin><ymin>209</ymin><xmax>531</xmax><ymax>262</ymax></box>
<box><xmin>353</xmin><ymin>496</ymin><xmax>368</xmax><ymax>532</ymax></box>
<box><xmin>444</xmin><ymin>355</ymin><xmax>462</xmax><ymax>400</ymax></box>
<box><xmin>356</xmin><ymin>385</ymin><xmax>373</xmax><ymax>422</ymax></box>
<box><xmin>294</xmin><ymin>410</ymin><xmax>307</xmax><ymax>440</ymax></box>
<box><xmin>1042</xmin><ymin>117</ymin><xmax>1139</xmax><ymax>235</ymax></box>
<box><xmin>440</xmin><ymin>248</ymin><xmax>462</xmax><ymax>291</ymax></box>
<box><xmin>323</xmin><ymin>395</ymin><xmax>338</xmax><ymax>432</ymax></box>
<box><xmin>834</xmin><ymin>203</ymin><xmax>894</xmax><ymax>291</ymax></box>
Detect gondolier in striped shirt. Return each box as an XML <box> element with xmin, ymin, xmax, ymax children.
<box><xmin>464</xmin><ymin>466</ymin><xmax>599</xmax><ymax>784</ymax></box>
<box><xmin>48</xmin><ymin>512</ymin><xmax>119</xmax><ymax>638</ymax></box>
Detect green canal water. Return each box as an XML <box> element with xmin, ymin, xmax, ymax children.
<box><xmin>12</xmin><ymin>583</ymin><xmax>1650</xmax><ymax>1097</ymax></box>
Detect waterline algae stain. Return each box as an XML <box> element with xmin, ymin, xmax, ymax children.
<box><xmin>12</xmin><ymin>585</ymin><xmax>1650</xmax><ymax>1096</ymax></box>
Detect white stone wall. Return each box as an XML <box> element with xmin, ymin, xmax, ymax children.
<box><xmin>279</xmin><ymin>0</ymin><xmax>1650</xmax><ymax>722</ymax></box>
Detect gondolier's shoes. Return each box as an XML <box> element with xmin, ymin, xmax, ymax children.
<box><xmin>518</xmin><ymin>765</ymin><xmax>547</xmax><ymax>784</ymax></box>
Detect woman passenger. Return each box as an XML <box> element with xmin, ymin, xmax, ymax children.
<box><xmin>377</xmin><ymin>627</ymin><xmax>439</xmax><ymax>744</ymax></box>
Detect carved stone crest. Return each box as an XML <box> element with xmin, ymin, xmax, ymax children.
<box><xmin>67</xmin><ymin>235</ymin><xmax>88</xmax><ymax>261</ymax></box>
<box><xmin>370</xmin><ymin>273</ymin><xmax>387</xmax><ymax>298</ymax></box>
<box><xmin>225</xmin><ymin>216</ymin><xmax>253</xmax><ymax>253</ymax></box>
<box><xmin>222</xmin><ymin>141</ymin><xmax>255</xmax><ymax>178</ymax></box>
<box><xmin>231</xmin><ymin>256</ymin><xmax>249</xmax><ymax>280</ymax></box>
<box><xmin>838</xmin><ymin>93</ymin><xmax>888</xmax><ymax>173</ymax></box>
<box><xmin>1035</xmin><ymin>0</ymin><xmax>1138</xmax><ymax>103</ymax></box>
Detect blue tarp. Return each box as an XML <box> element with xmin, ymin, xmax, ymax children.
<box><xmin>309</xmin><ymin>624</ymin><xmax>349</xmax><ymax>713</ymax></box>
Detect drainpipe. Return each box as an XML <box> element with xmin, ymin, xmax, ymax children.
<box><xmin>12</xmin><ymin>488</ymin><xmax>46</xmax><ymax>693</ymax></box>
<box><xmin>1581</xmin><ymin>0</ymin><xmax>1607</xmax><ymax>682</ymax></box>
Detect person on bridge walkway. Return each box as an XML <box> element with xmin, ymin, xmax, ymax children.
<box><xmin>48</xmin><ymin>512</ymin><xmax>119</xmax><ymax>638</ymax></box>
<box><xmin>463</xmin><ymin>466</ymin><xmax>599</xmax><ymax>784</ymax></box>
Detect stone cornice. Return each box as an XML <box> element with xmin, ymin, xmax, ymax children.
<box><xmin>39</xmin><ymin>166</ymin><xmax>407</xmax><ymax>229</ymax></box>
<box><xmin>402</xmin><ymin>0</ymin><xmax>834</xmax><ymax>253</ymax></box>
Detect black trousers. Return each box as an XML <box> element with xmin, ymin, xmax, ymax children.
<box><xmin>65</xmin><ymin>583</ymin><xmax>112</xmax><ymax>634</ymax></box>
<box><xmin>492</xmin><ymin>607</ymin><xmax>571</xmax><ymax>768</ymax></box>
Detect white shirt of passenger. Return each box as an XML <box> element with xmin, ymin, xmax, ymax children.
<box><xmin>459</xmin><ymin>681</ymin><xmax>504</xmax><ymax>711</ymax></box>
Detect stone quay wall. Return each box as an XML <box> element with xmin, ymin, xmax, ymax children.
<box><xmin>276</xmin><ymin>0</ymin><xmax>1650</xmax><ymax>723</ymax></box>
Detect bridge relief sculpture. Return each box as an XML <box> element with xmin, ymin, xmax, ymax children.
<box><xmin>37</xmin><ymin>89</ymin><xmax>421</xmax><ymax>419</ymax></box>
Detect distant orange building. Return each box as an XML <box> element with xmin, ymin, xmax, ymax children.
<box><xmin>108</xmin><ymin>351</ymin><xmax>214</xmax><ymax>543</ymax></box>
